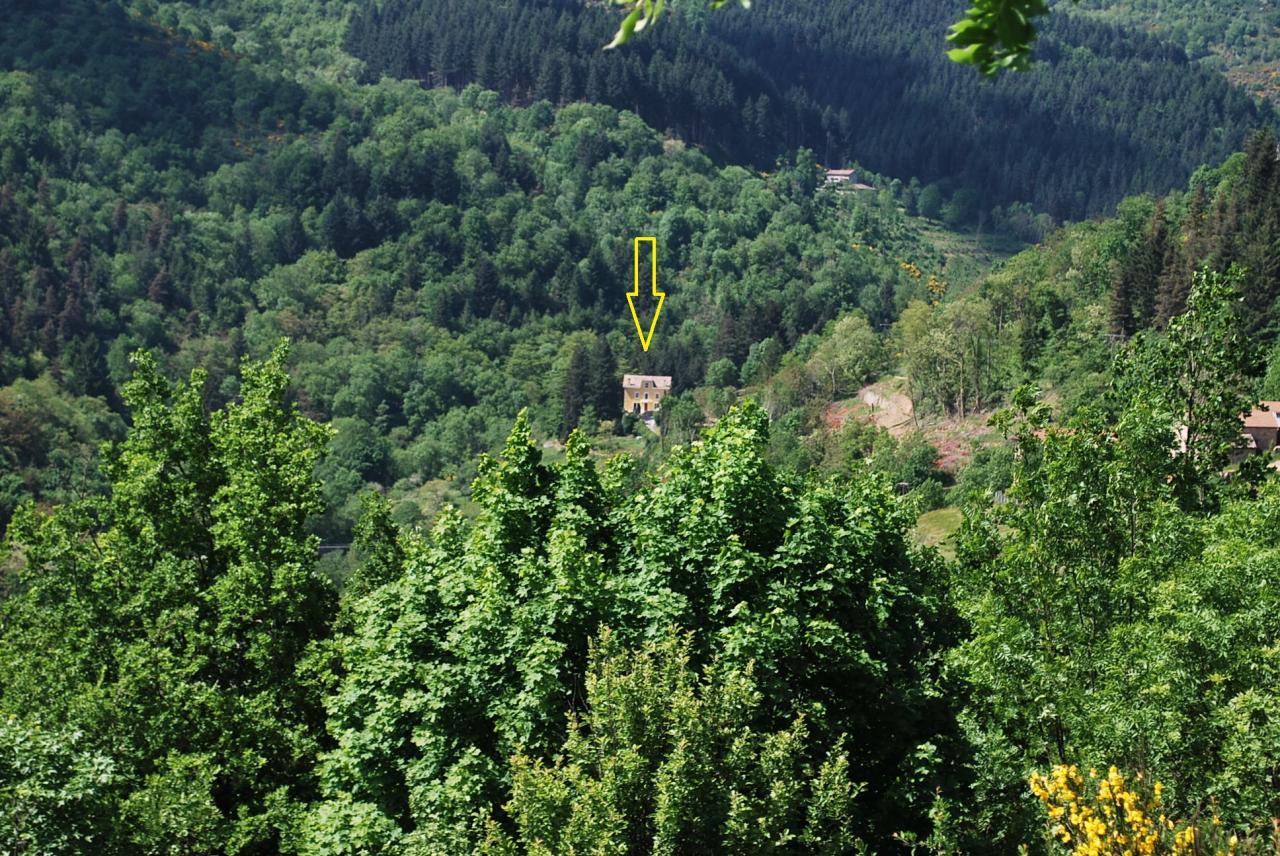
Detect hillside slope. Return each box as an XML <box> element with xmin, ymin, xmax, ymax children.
<box><xmin>0</xmin><ymin>0</ymin><xmax>1010</xmax><ymax>537</ymax></box>
<box><xmin>1070</xmin><ymin>0</ymin><xmax>1280</xmax><ymax>103</ymax></box>
<box><xmin>347</xmin><ymin>0</ymin><xmax>1274</xmax><ymax>220</ymax></box>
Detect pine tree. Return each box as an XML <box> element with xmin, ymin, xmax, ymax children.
<box><xmin>560</xmin><ymin>342</ymin><xmax>590</xmax><ymax>438</ymax></box>
<box><xmin>587</xmin><ymin>334</ymin><xmax>616</xmax><ymax>417</ymax></box>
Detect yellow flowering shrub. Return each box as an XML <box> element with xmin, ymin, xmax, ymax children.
<box><xmin>1030</xmin><ymin>765</ymin><xmax>1247</xmax><ymax>856</ymax></box>
<box><xmin>926</xmin><ymin>274</ymin><xmax>948</xmax><ymax>300</ymax></box>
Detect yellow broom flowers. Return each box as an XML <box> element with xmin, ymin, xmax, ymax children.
<box><xmin>1030</xmin><ymin>765</ymin><xmax>1240</xmax><ymax>856</ymax></box>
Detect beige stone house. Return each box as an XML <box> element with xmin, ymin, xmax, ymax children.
<box><xmin>1242</xmin><ymin>402</ymin><xmax>1280</xmax><ymax>453</ymax></box>
<box><xmin>622</xmin><ymin>374</ymin><xmax>671</xmax><ymax>416</ymax></box>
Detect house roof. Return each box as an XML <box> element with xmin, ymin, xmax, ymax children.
<box><xmin>622</xmin><ymin>374</ymin><xmax>672</xmax><ymax>390</ymax></box>
<box><xmin>825</xmin><ymin>168</ymin><xmax>856</xmax><ymax>178</ymax></box>
<box><xmin>1242</xmin><ymin>402</ymin><xmax>1280</xmax><ymax>429</ymax></box>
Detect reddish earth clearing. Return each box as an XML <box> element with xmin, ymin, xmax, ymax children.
<box><xmin>824</xmin><ymin>381</ymin><xmax>998</xmax><ymax>474</ymax></box>
<box><xmin>822</xmin><ymin>385</ymin><xmax>913</xmax><ymax>435</ymax></box>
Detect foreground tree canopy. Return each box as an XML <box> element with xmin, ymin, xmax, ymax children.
<box><xmin>305</xmin><ymin>399</ymin><xmax>964</xmax><ymax>852</ymax></box>
<box><xmin>7</xmin><ymin>271</ymin><xmax>1280</xmax><ymax>853</ymax></box>
<box><xmin>1</xmin><ymin>348</ymin><xmax>965</xmax><ymax>853</ymax></box>
<box><xmin>1</xmin><ymin>345</ymin><xmax>335</xmax><ymax>852</ymax></box>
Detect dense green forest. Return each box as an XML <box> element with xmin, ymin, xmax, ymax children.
<box><xmin>1071</xmin><ymin>0</ymin><xmax>1280</xmax><ymax>101</ymax></box>
<box><xmin>875</xmin><ymin>129</ymin><xmax>1280</xmax><ymax>422</ymax></box>
<box><xmin>0</xmin><ymin>0</ymin><xmax>980</xmax><ymax>539</ymax></box>
<box><xmin>346</xmin><ymin>0</ymin><xmax>1273</xmax><ymax>219</ymax></box>
<box><xmin>8</xmin><ymin>276</ymin><xmax>1280</xmax><ymax>853</ymax></box>
<box><xmin>7</xmin><ymin>0</ymin><xmax>1280</xmax><ymax>853</ymax></box>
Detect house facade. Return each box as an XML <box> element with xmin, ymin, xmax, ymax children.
<box><xmin>1242</xmin><ymin>402</ymin><xmax>1280</xmax><ymax>453</ymax></box>
<box><xmin>823</xmin><ymin>168</ymin><xmax>875</xmax><ymax>192</ymax></box>
<box><xmin>824</xmin><ymin>168</ymin><xmax>856</xmax><ymax>186</ymax></box>
<box><xmin>622</xmin><ymin>374</ymin><xmax>672</xmax><ymax>416</ymax></box>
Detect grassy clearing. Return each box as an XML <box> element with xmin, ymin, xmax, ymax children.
<box><xmin>918</xmin><ymin>224</ymin><xmax>1025</xmax><ymax>287</ymax></box>
<box><xmin>913</xmin><ymin>505</ymin><xmax>963</xmax><ymax>559</ymax></box>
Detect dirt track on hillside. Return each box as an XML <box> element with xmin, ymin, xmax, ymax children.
<box><xmin>860</xmin><ymin>386</ymin><xmax>914</xmax><ymax>437</ymax></box>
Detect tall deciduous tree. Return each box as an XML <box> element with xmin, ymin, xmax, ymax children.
<box><xmin>1118</xmin><ymin>266</ymin><xmax>1257</xmax><ymax>508</ymax></box>
<box><xmin>805</xmin><ymin>312</ymin><xmax>883</xmax><ymax>400</ymax></box>
<box><xmin>305</xmin><ymin>402</ymin><xmax>964</xmax><ymax>853</ymax></box>
<box><xmin>0</xmin><ymin>343</ymin><xmax>335</xmax><ymax>853</ymax></box>
<box><xmin>476</xmin><ymin>628</ymin><xmax>864</xmax><ymax>855</ymax></box>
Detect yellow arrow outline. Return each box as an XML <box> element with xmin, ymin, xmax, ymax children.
<box><xmin>627</xmin><ymin>236</ymin><xmax>664</xmax><ymax>352</ymax></box>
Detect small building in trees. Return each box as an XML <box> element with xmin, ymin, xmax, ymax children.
<box><xmin>1241</xmin><ymin>402</ymin><xmax>1280</xmax><ymax>453</ymax></box>
<box><xmin>824</xmin><ymin>168</ymin><xmax>856</xmax><ymax>187</ymax></box>
<box><xmin>622</xmin><ymin>374</ymin><xmax>671</xmax><ymax>417</ymax></box>
<box><xmin>823</xmin><ymin>168</ymin><xmax>874</xmax><ymax>191</ymax></box>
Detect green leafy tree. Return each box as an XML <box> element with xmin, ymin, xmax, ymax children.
<box><xmin>477</xmin><ymin>628</ymin><xmax>864</xmax><ymax>855</ymax></box>
<box><xmin>917</xmin><ymin>185</ymin><xmax>945</xmax><ymax>220</ymax></box>
<box><xmin>805</xmin><ymin>312</ymin><xmax>884</xmax><ymax>400</ymax></box>
<box><xmin>0</xmin><ymin>343</ymin><xmax>335</xmax><ymax>853</ymax></box>
<box><xmin>705</xmin><ymin>356</ymin><xmax>739</xmax><ymax>388</ymax></box>
<box><xmin>950</xmin><ymin>268</ymin><xmax>1272</xmax><ymax>846</ymax></box>
<box><xmin>942</xmin><ymin>187</ymin><xmax>981</xmax><ymax>228</ymax></box>
<box><xmin>1116</xmin><ymin>266</ymin><xmax>1257</xmax><ymax>508</ymax></box>
<box><xmin>307</xmin><ymin>402</ymin><xmax>965</xmax><ymax>852</ymax></box>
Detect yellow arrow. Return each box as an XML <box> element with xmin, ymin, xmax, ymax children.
<box><xmin>627</xmin><ymin>236</ymin><xmax>664</xmax><ymax>352</ymax></box>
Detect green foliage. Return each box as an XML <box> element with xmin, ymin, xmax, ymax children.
<box><xmin>0</xmin><ymin>345</ymin><xmax>336</xmax><ymax>853</ymax></box>
<box><xmin>955</xmin><ymin>443</ymin><xmax>1013</xmax><ymax>502</ymax></box>
<box><xmin>917</xmin><ymin>184</ymin><xmax>944</xmax><ymax>221</ymax></box>
<box><xmin>705</xmin><ymin>356</ymin><xmax>739</xmax><ymax>388</ymax></box>
<box><xmin>742</xmin><ymin>337</ymin><xmax>784</xmax><ymax>386</ymax></box>
<box><xmin>871</xmin><ymin>431</ymin><xmax>944</xmax><ymax>490</ymax></box>
<box><xmin>347</xmin><ymin>491</ymin><xmax>407</xmax><ymax>598</ymax></box>
<box><xmin>480</xmin><ymin>628</ymin><xmax>864</xmax><ymax>855</ymax></box>
<box><xmin>948</xmin><ymin>275</ymin><xmax>1280</xmax><ymax>846</ymax></box>
<box><xmin>1115</xmin><ymin>266</ymin><xmax>1258</xmax><ymax>508</ymax></box>
<box><xmin>947</xmin><ymin>0</ymin><xmax>1053</xmax><ymax>75</ymax></box>
<box><xmin>805</xmin><ymin>313</ymin><xmax>885</xmax><ymax>401</ymax></box>
<box><xmin>307</xmin><ymin>401</ymin><xmax>964</xmax><ymax>852</ymax></box>
<box><xmin>0</xmin><ymin>375</ymin><xmax>123</xmax><ymax>532</ymax></box>
<box><xmin>942</xmin><ymin>187</ymin><xmax>982</xmax><ymax>229</ymax></box>
<box><xmin>0</xmin><ymin>719</ymin><xmax>119</xmax><ymax>855</ymax></box>
<box><xmin>122</xmin><ymin>753</ymin><xmax>226</xmax><ymax>855</ymax></box>
<box><xmin>1260</xmin><ymin>339</ymin><xmax>1280</xmax><ymax>399</ymax></box>
<box><xmin>655</xmin><ymin>391</ymin><xmax>705</xmax><ymax>450</ymax></box>
<box><xmin>895</xmin><ymin>297</ymin><xmax>1003</xmax><ymax>418</ymax></box>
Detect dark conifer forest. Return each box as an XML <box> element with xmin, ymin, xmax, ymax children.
<box><xmin>346</xmin><ymin>0</ymin><xmax>1273</xmax><ymax>218</ymax></box>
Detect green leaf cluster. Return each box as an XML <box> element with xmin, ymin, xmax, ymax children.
<box><xmin>304</xmin><ymin>401</ymin><xmax>964</xmax><ymax>852</ymax></box>
<box><xmin>946</xmin><ymin>0</ymin><xmax>1053</xmax><ymax>75</ymax></box>
<box><xmin>478</xmin><ymin>628</ymin><xmax>863</xmax><ymax>855</ymax></box>
<box><xmin>0</xmin><ymin>344</ymin><xmax>336</xmax><ymax>853</ymax></box>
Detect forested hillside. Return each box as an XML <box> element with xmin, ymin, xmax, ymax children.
<box><xmin>1071</xmin><ymin>0</ymin><xmax>1280</xmax><ymax>102</ymax></box>
<box><xmin>347</xmin><ymin>0</ymin><xmax>1273</xmax><ymax>220</ymax></box>
<box><xmin>9</xmin><ymin>1</ymin><xmax>1280</xmax><ymax>854</ymax></box>
<box><xmin>893</xmin><ymin>129</ymin><xmax>1280</xmax><ymax>422</ymax></box>
<box><xmin>734</xmin><ymin>131</ymin><xmax>1280</xmax><ymax>499</ymax></box>
<box><xmin>0</xmin><ymin>0</ymin><xmax>990</xmax><ymax>538</ymax></box>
